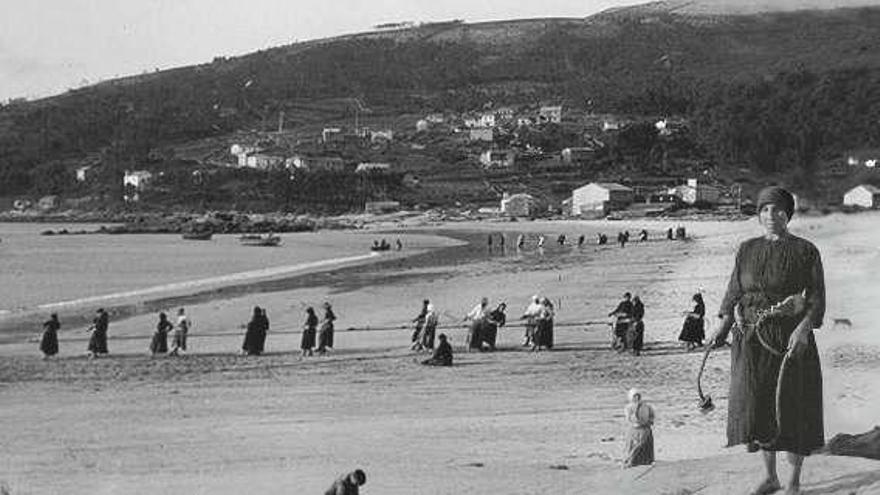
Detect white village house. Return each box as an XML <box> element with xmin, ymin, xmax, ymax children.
<box><xmin>286</xmin><ymin>155</ymin><xmax>346</xmax><ymax>172</ymax></box>
<box><xmin>123</xmin><ymin>170</ymin><xmax>153</xmax><ymax>201</ymax></box>
<box><xmin>500</xmin><ymin>192</ymin><xmax>537</xmax><ymax>217</ymax></box>
<box><xmin>355</xmin><ymin>162</ymin><xmax>391</xmax><ymax>173</ymax></box>
<box><xmin>75</xmin><ymin>165</ymin><xmax>92</xmax><ymax>182</ymax></box>
<box><xmin>570</xmin><ymin>182</ymin><xmax>634</xmax><ymax>216</ymax></box>
<box><xmin>469</xmin><ymin>128</ymin><xmax>494</xmax><ymax>142</ymax></box>
<box><xmin>668</xmin><ymin>179</ymin><xmax>721</xmax><ymax>205</ymax></box>
<box><xmin>479</xmin><ymin>149</ymin><xmax>516</xmax><ymax>168</ymax></box>
<box><xmin>843</xmin><ymin>184</ymin><xmax>880</xmax><ymax>209</ymax></box>
<box><xmin>538</xmin><ymin>105</ymin><xmax>563</xmax><ymax>124</ymax></box>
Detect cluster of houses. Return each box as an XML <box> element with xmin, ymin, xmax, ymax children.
<box><xmin>498</xmin><ymin>179</ymin><xmax>723</xmax><ymax>218</ymax></box>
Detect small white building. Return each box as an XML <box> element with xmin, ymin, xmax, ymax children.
<box><xmin>463</xmin><ymin>117</ymin><xmax>480</xmax><ymax>129</ymax></box>
<box><xmin>843</xmin><ymin>184</ymin><xmax>880</xmax><ymax>209</ymax></box>
<box><xmin>469</xmin><ymin>128</ymin><xmax>494</xmax><ymax>142</ymax></box>
<box><xmin>75</xmin><ymin>166</ymin><xmax>92</xmax><ymax>182</ymax></box>
<box><xmin>230</xmin><ymin>144</ymin><xmax>258</xmax><ymax>167</ymax></box>
<box><xmin>245</xmin><ymin>153</ymin><xmax>285</xmax><ymax>170</ymax></box>
<box><xmin>286</xmin><ymin>155</ymin><xmax>346</xmax><ymax>172</ymax></box>
<box><xmin>355</xmin><ymin>162</ymin><xmax>391</xmax><ymax>173</ymax></box>
<box><xmin>479</xmin><ymin>113</ymin><xmax>496</xmax><ymax>128</ymax></box>
<box><xmin>495</xmin><ymin>107</ymin><xmax>515</xmax><ymax>121</ymax></box>
<box><xmin>123</xmin><ymin>170</ymin><xmax>153</xmax><ymax>201</ymax></box>
<box><xmin>322</xmin><ymin>127</ymin><xmax>343</xmax><ymax>143</ymax></box>
<box><xmin>425</xmin><ymin>113</ymin><xmax>445</xmax><ymax>124</ymax></box>
<box><xmin>571</xmin><ymin>182</ymin><xmax>634</xmax><ymax>216</ymax></box>
<box><xmin>516</xmin><ymin>117</ymin><xmax>534</xmax><ymax>127</ymax></box>
<box><xmin>479</xmin><ymin>149</ymin><xmax>516</xmax><ymax>168</ymax></box>
<box><xmin>668</xmin><ymin>179</ymin><xmax>721</xmax><ymax>205</ymax></box>
<box><xmin>500</xmin><ymin>192</ymin><xmax>537</xmax><ymax>217</ymax></box>
<box><xmin>602</xmin><ymin>120</ymin><xmax>621</xmax><ymax>132</ymax></box>
<box><xmin>370</xmin><ymin>129</ymin><xmax>394</xmax><ymax>143</ymax></box>
<box><xmin>538</xmin><ymin>106</ymin><xmax>563</xmax><ymax>124</ymax></box>
<box><xmin>561</xmin><ymin>147</ymin><xmax>599</xmax><ymax>164</ymax></box>
<box><xmin>416</xmin><ymin>119</ymin><xmax>429</xmax><ymax>132</ymax></box>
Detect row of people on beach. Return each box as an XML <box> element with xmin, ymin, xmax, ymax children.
<box><xmin>37</xmin><ymin>291</ymin><xmax>707</xmax><ymax>360</ymax></box>
<box><xmin>489</xmin><ymin>225</ymin><xmax>687</xmax><ymax>250</ymax></box>
<box><xmin>370</xmin><ymin>238</ymin><xmax>403</xmax><ymax>251</ymax></box>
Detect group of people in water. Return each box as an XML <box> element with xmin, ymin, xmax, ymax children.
<box><xmin>488</xmin><ymin>225</ymin><xmax>687</xmax><ymax>252</ymax></box>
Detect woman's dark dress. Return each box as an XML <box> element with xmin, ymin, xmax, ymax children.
<box><xmin>317</xmin><ymin>308</ymin><xmax>336</xmax><ymax>352</ymax></box>
<box><xmin>88</xmin><ymin>312</ymin><xmax>109</xmax><ymax>354</ymax></box>
<box><xmin>150</xmin><ymin>319</ymin><xmax>173</xmax><ymax>354</ymax></box>
<box><xmin>534</xmin><ymin>310</ymin><xmax>554</xmax><ymax>349</ymax></box>
<box><xmin>301</xmin><ymin>313</ymin><xmax>318</xmax><ymax>350</ymax></box>
<box><xmin>678</xmin><ymin>300</ymin><xmax>705</xmax><ymax>344</ymax></box>
<box><xmin>40</xmin><ymin>318</ymin><xmax>60</xmax><ymax>356</ymax></box>
<box><xmin>720</xmin><ymin>235</ymin><xmax>825</xmax><ymax>455</ymax></box>
<box><xmin>482</xmin><ymin>309</ymin><xmax>506</xmax><ymax>349</ymax></box>
<box><xmin>242</xmin><ymin>318</ymin><xmax>262</xmax><ymax>355</ymax></box>
<box><xmin>256</xmin><ymin>313</ymin><xmax>269</xmax><ymax>354</ymax></box>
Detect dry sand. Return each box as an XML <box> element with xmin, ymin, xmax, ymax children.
<box><xmin>1</xmin><ymin>212</ymin><xmax>879</xmax><ymax>494</ymax></box>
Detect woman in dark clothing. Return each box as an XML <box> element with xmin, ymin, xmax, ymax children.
<box><xmin>87</xmin><ymin>308</ymin><xmax>110</xmax><ymax>357</ymax></box>
<box><xmin>709</xmin><ymin>186</ymin><xmax>825</xmax><ymax>495</ymax></box>
<box><xmin>629</xmin><ymin>296</ymin><xmax>645</xmax><ymax>355</ymax></box>
<box><xmin>242</xmin><ymin>306</ymin><xmax>263</xmax><ymax>355</ymax></box>
<box><xmin>301</xmin><ymin>307</ymin><xmax>318</xmax><ymax>357</ymax></box>
<box><xmin>410</xmin><ymin>299</ymin><xmax>429</xmax><ymax>350</ymax></box>
<box><xmin>150</xmin><ymin>312</ymin><xmax>173</xmax><ymax>356</ymax></box>
<box><xmin>609</xmin><ymin>293</ymin><xmax>633</xmax><ymax>350</ymax></box>
<box><xmin>422</xmin><ymin>333</ymin><xmax>453</xmax><ymax>366</ymax></box>
<box><xmin>256</xmin><ymin>308</ymin><xmax>269</xmax><ymax>354</ymax></box>
<box><xmin>317</xmin><ymin>302</ymin><xmax>336</xmax><ymax>355</ymax></box>
<box><xmin>678</xmin><ymin>293</ymin><xmax>706</xmax><ymax>351</ymax></box>
<box><xmin>532</xmin><ymin>298</ymin><xmax>555</xmax><ymax>351</ymax></box>
<box><xmin>482</xmin><ymin>303</ymin><xmax>507</xmax><ymax>351</ymax></box>
<box><xmin>40</xmin><ymin>313</ymin><xmax>60</xmax><ymax>358</ymax></box>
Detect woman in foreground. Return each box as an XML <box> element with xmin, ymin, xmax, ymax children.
<box><xmin>709</xmin><ymin>186</ymin><xmax>825</xmax><ymax>495</ymax></box>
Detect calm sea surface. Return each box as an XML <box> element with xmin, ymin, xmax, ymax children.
<box><xmin>0</xmin><ymin>223</ymin><xmax>436</xmax><ymax>313</ymax></box>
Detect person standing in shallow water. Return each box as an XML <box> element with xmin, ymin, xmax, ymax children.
<box><xmin>40</xmin><ymin>313</ymin><xmax>60</xmax><ymax>359</ymax></box>
<box><xmin>623</xmin><ymin>388</ymin><xmax>655</xmax><ymax>467</ymax></box>
<box><xmin>708</xmin><ymin>186</ymin><xmax>825</xmax><ymax>495</ymax></box>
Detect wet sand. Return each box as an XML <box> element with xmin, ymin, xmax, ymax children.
<box><xmin>1</xmin><ymin>213</ymin><xmax>879</xmax><ymax>494</ymax></box>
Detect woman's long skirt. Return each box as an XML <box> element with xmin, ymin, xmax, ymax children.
<box><xmin>88</xmin><ymin>329</ymin><xmax>108</xmax><ymax>354</ymax></box>
<box><xmin>421</xmin><ymin>324</ymin><xmax>436</xmax><ymax>350</ymax></box>
<box><xmin>727</xmin><ymin>306</ymin><xmax>824</xmax><ymax>455</ymax></box>
<box><xmin>624</xmin><ymin>426</ymin><xmax>654</xmax><ymax>467</ymax></box>
<box><xmin>40</xmin><ymin>329</ymin><xmax>59</xmax><ymax>356</ymax></box>
<box><xmin>317</xmin><ymin>323</ymin><xmax>334</xmax><ymax>351</ymax></box>
<box><xmin>678</xmin><ymin>317</ymin><xmax>704</xmax><ymax>344</ymax></box>
<box><xmin>301</xmin><ymin>327</ymin><xmax>316</xmax><ymax>350</ymax></box>
<box><xmin>149</xmin><ymin>332</ymin><xmax>168</xmax><ymax>354</ymax></box>
<box><xmin>482</xmin><ymin>323</ymin><xmax>498</xmax><ymax>349</ymax></box>
<box><xmin>468</xmin><ymin>321</ymin><xmax>483</xmax><ymax>350</ymax></box>
<box><xmin>535</xmin><ymin>319</ymin><xmax>554</xmax><ymax>349</ymax></box>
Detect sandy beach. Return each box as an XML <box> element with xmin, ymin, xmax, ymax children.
<box><xmin>1</xmin><ymin>212</ymin><xmax>879</xmax><ymax>494</ymax></box>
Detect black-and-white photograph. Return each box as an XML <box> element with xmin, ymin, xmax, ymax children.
<box><xmin>1</xmin><ymin>1</ymin><xmax>879</xmax><ymax>493</ymax></box>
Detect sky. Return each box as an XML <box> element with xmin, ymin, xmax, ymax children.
<box><xmin>0</xmin><ymin>0</ymin><xmax>652</xmax><ymax>102</ymax></box>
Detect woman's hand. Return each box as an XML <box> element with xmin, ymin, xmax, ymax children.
<box><xmin>787</xmin><ymin>319</ymin><xmax>813</xmax><ymax>357</ymax></box>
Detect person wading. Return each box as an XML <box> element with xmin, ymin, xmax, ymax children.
<box><xmin>149</xmin><ymin>312</ymin><xmax>173</xmax><ymax>356</ymax></box>
<box><xmin>87</xmin><ymin>308</ymin><xmax>110</xmax><ymax>358</ymax></box>
<box><xmin>40</xmin><ymin>313</ymin><xmax>60</xmax><ymax>359</ymax></box>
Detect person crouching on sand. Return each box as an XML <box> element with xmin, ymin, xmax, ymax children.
<box><xmin>623</xmin><ymin>388</ymin><xmax>655</xmax><ymax>468</ymax></box>
<box><xmin>325</xmin><ymin>468</ymin><xmax>366</xmax><ymax>495</ymax></box>
<box><xmin>422</xmin><ymin>333</ymin><xmax>453</xmax><ymax>366</ymax></box>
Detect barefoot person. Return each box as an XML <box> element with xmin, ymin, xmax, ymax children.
<box><xmin>324</xmin><ymin>468</ymin><xmax>367</xmax><ymax>495</ymax></box>
<box><xmin>623</xmin><ymin>388</ymin><xmax>655</xmax><ymax>467</ymax></box>
<box><xmin>709</xmin><ymin>186</ymin><xmax>825</xmax><ymax>495</ymax></box>
<box><xmin>40</xmin><ymin>313</ymin><xmax>60</xmax><ymax>359</ymax></box>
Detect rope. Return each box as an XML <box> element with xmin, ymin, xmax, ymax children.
<box><xmin>41</xmin><ymin>320</ymin><xmax>613</xmax><ymax>343</ymax></box>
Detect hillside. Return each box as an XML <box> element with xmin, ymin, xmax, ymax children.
<box><xmin>2</xmin><ymin>2</ymin><xmax>880</xmax><ymax>212</ymax></box>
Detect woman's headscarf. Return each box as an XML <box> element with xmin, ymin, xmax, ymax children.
<box><xmin>756</xmin><ymin>186</ymin><xmax>795</xmax><ymax>221</ymax></box>
<box><xmin>628</xmin><ymin>388</ymin><xmax>642</xmax><ymax>402</ymax></box>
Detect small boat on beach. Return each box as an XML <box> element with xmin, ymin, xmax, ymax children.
<box><xmin>238</xmin><ymin>234</ymin><xmax>282</xmax><ymax>247</ymax></box>
<box><xmin>182</xmin><ymin>231</ymin><xmax>213</xmax><ymax>240</ymax></box>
